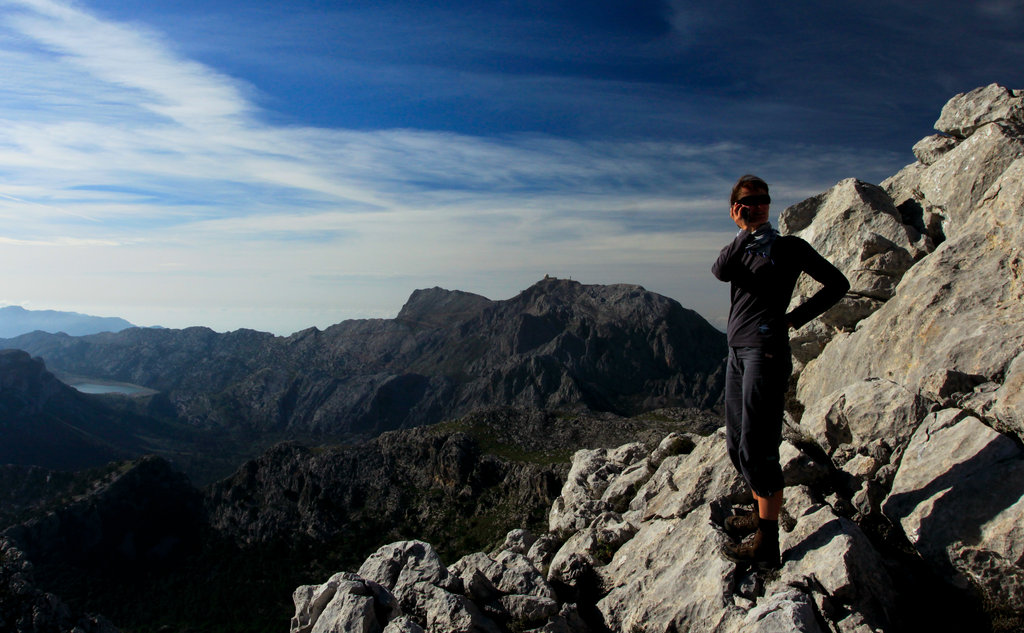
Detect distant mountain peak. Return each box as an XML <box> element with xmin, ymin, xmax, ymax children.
<box><xmin>0</xmin><ymin>306</ymin><xmax>134</xmax><ymax>338</ymax></box>
<box><xmin>396</xmin><ymin>287</ymin><xmax>493</xmax><ymax>328</ymax></box>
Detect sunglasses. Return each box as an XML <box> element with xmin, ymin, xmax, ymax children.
<box><xmin>736</xmin><ymin>194</ymin><xmax>771</xmax><ymax>207</ymax></box>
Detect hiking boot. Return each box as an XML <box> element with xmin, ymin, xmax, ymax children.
<box><xmin>722</xmin><ymin>529</ymin><xmax>780</xmax><ymax>569</ymax></box>
<box><xmin>724</xmin><ymin>510</ymin><xmax>759</xmax><ymax>540</ymax></box>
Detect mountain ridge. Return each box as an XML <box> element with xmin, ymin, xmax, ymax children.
<box><xmin>0</xmin><ymin>278</ymin><xmax>726</xmax><ymax>445</ymax></box>
<box><xmin>0</xmin><ymin>306</ymin><xmax>135</xmax><ymax>339</ymax></box>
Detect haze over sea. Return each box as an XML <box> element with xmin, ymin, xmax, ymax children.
<box><xmin>0</xmin><ymin>0</ymin><xmax>1020</xmax><ymax>335</ymax></box>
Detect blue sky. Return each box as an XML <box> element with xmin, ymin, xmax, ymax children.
<box><xmin>0</xmin><ymin>0</ymin><xmax>1021</xmax><ymax>335</ymax></box>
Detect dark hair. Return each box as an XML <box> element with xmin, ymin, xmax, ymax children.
<box><xmin>730</xmin><ymin>174</ymin><xmax>769</xmax><ymax>205</ymax></box>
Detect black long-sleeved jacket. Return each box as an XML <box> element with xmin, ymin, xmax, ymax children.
<box><xmin>712</xmin><ymin>230</ymin><xmax>849</xmax><ymax>348</ymax></box>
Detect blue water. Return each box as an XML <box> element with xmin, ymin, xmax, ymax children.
<box><xmin>73</xmin><ymin>383</ymin><xmax>149</xmax><ymax>395</ymax></box>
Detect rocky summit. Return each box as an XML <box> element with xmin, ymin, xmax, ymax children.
<box><xmin>0</xmin><ymin>278</ymin><xmax>726</xmax><ymax>443</ymax></box>
<box><xmin>290</xmin><ymin>84</ymin><xmax>1024</xmax><ymax>633</ymax></box>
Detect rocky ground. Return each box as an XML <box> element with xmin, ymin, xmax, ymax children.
<box><xmin>290</xmin><ymin>84</ymin><xmax>1024</xmax><ymax>633</ymax></box>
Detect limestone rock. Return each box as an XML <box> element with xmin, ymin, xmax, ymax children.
<box><xmin>988</xmin><ymin>351</ymin><xmax>1024</xmax><ymax>437</ymax></box>
<box><xmin>450</xmin><ymin>553</ymin><xmax>503</xmax><ymax>602</ymax></box>
<box><xmin>797</xmin><ymin>378</ymin><xmax>928</xmax><ymax>467</ymax></box>
<box><xmin>948</xmin><ymin>544</ymin><xmax>1024</xmax><ymax>625</ymax></box>
<box><xmin>779</xmin><ymin>441</ymin><xmax>830</xmax><ymax>488</ymax></box>
<box><xmin>881</xmin><ymin>167</ymin><xmax>946</xmax><ymax>252</ymax></box>
<box><xmin>920</xmin><ymin>369</ymin><xmax>989</xmax><ymax>404</ymax></box>
<box><xmin>912</xmin><ymin>134</ymin><xmax>959</xmax><ymax>165</ymax></box>
<box><xmin>310</xmin><ymin>580</ymin><xmax>381</xmax><ymax>633</ymax></box>
<box><xmin>292</xmin><ymin>575</ymin><xmax>341</xmax><ymax>633</ymax></box>
<box><xmin>492</xmin><ymin>551</ymin><xmax>555</xmax><ymax>599</ymax></box>
<box><xmin>357</xmin><ymin>541</ymin><xmax>460</xmax><ymax>622</ymax></box>
<box><xmin>788</xmin><ymin>319</ymin><xmax>838</xmax><ymax>365</ymax></box>
<box><xmin>497</xmin><ymin>594</ymin><xmax>559</xmax><ymax>625</ymax></box>
<box><xmin>545</xmin><ymin>549</ymin><xmax>597</xmax><ymax>597</ymax></box>
<box><xmin>778</xmin><ymin>179</ymin><xmax>919</xmax><ymax>359</ymax></box>
<box><xmin>291</xmin><ymin>572</ymin><xmax>400</xmax><ymax>633</ymax></box>
<box><xmin>882</xmin><ymin>410</ymin><xmax>1024</xmax><ymax>616</ymax></box>
<box><xmin>498</xmin><ymin>529</ymin><xmax>537</xmax><ymax>556</ymax></box>
<box><xmin>629</xmin><ymin>429</ymin><xmax>748</xmax><ymax>521</ymax></box>
<box><xmin>772</xmin><ymin>505</ymin><xmax>895</xmax><ymax>629</ymax></box>
<box><xmin>522</xmin><ymin>603</ymin><xmax>588</xmax><ymax>633</ymax></box>
<box><xmin>297</xmin><ymin>560</ymin><xmax>500</xmax><ymax>633</ymax></box>
<box><xmin>382</xmin><ymin>617</ymin><xmax>426</xmax><ymax>633</ymax></box>
<box><xmin>450</xmin><ymin>549</ymin><xmax>559</xmax><ymax>630</ymax></box>
<box><xmin>780</xmin><ymin>179</ymin><xmax>918</xmax><ymax>300</ymax></box>
<box><xmin>596</xmin><ymin>510</ymin><xmax>739</xmax><ymax>632</ymax></box>
<box><xmin>649</xmin><ymin>431</ymin><xmax>696</xmax><ymax>466</ymax></box>
<box><xmin>525</xmin><ymin>534</ymin><xmax>561</xmax><ymax>577</ymax></box>
<box><xmin>548</xmin><ymin>511</ymin><xmax>637</xmax><ymax>591</ymax></box>
<box><xmin>547</xmin><ymin>443</ymin><xmax>647</xmax><ymax>536</ymax></box>
<box><xmin>420</xmin><ymin>583</ymin><xmax>502</xmax><ymax>633</ymax></box>
<box><xmin>734</xmin><ymin>589</ymin><xmax>825</xmax><ymax>633</ymax></box>
<box><xmin>783</xmin><ymin>485</ymin><xmax>826</xmax><ymax>523</ymax></box>
<box><xmin>598</xmin><ymin>457</ymin><xmax>654</xmax><ymax>513</ymax></box>
<box><xmin>880</xmin><ymin>87</ymin><xmax>1024</xmax><ymax>258</ymax></box>
<box><xmin>915</xmin><ymin>122</ymin><xmax>1024</xmax><ymax>237</ymax></box>
<box><xmin>798</xmin><ymin>158</ymin><xmax>1024</xmax><ymax>441</ymax></box>
<box><xmin>934</xmin><ymin>83</ymin><xmax>1024</xmax><ymax>139</ymax></box>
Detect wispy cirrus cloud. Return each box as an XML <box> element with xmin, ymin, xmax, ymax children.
<box><xmin>0</xmin><ymin>0</ymin><xmax>989</xmax><ymax>334</ymax></box>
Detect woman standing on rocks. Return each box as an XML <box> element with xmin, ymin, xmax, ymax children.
<box><xmin>712</xmin><ymin>174</ymin><xmax>849</xmax><ymax>568</ymax></box>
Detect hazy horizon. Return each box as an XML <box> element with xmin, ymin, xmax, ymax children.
<box><xmin>0</xmin><ymin>274</ymin><xmax>732</xmax><ymax>337</ymax></box>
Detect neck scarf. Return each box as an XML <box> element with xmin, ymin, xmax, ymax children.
<box><xmin>745</xmin><ymin>222</ymin><xmax>779</xmax><ymax>259</ymax></box>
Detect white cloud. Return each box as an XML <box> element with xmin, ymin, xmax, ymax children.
<box><xmin>6</xmin><ymin>0</ymin><xmax>251</xmax><ymax>125</ymax></box>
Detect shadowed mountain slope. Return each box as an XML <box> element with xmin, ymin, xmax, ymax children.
<box><xmin>0</xmin><ymin>279</ymin><xmax>726</xmax><ymax>441</ymax></box>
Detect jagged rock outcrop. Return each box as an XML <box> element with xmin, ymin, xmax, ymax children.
<box><xmin>932</xmin><ymin>83</ymin><xmax>1024</xmax><ymax>139</ymax></box>
<box><xmin>293</xmin><ymin>432</ymin><xmax>900</xmax><ymax>633</ymax></box>
<box><xmin>796</xmin><ymin>84</ymin><xmax>1024</xmax><ymax>428</ymax></box>
<box><xmin>779</xmin><ymin>179</ymin><xmax>926</xmax><ymax>364</ymax></box>
<box><xmin>1</xmin><ymin>279</ymin><xmax>726</xmax><ymax>443</ymax></box>
<box><xmin>881</xmin><ymin>410</ymin><xmax>1024</xmax><ymax>620</ymax></box>
<box><xmin>791</xmin><ymin>84</ymin><xmax>1024</xmax><ymax>630</ymax></box>
<box><xmin>293</xmin><ymin>85</ymin><xmax>1024</xmax><ymax>632</ymax></box>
